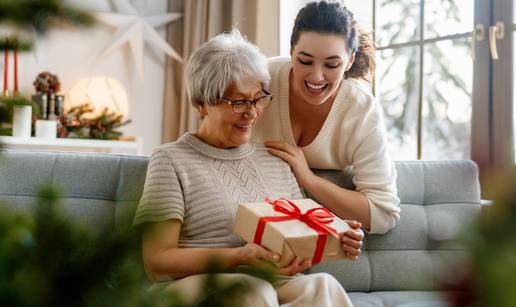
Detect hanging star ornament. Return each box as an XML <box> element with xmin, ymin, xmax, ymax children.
<box><xmin>93</xmin><ymin>0</ymin><xmax>182</xmax><ymax>78</ymax></box>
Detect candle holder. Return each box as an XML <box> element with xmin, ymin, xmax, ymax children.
<box><xmin>3</xmin><ymin>43</ymin><xmax>9</xmax><ymax>96</ymax></box>
<box><xmin>1</xmin><ymin>37</ymin><xmax>28</xmax><ymax>98</ymax></box>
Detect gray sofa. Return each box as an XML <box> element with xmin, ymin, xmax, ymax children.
<box><xmin>0</xmin><ymin>150</ymin><xmax>481</xmax><ymax>307</ymax></box>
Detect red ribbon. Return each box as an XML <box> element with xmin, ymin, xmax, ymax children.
<box><xmin>253</xmin><ymin>198</ymin><xmax>339</xmax><ymax>265</ymax></box>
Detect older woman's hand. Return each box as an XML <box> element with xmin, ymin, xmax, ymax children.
<box><xmin>341</xmin><ymin>220</ymin><xmax>364</xmax><ymax>260</ymax></box>
<box><xmin>264</xmin><ymin>140</ymin><xmax>315</xmax><ymax>188</ymax></box>
<box><xmin>278</xmin><ymin>257</ymin><xmax>312</xmax><ymax>276</ymax></box>
<box><xmin>237</xmin><ymin>244</ymin><xmax>311</xmax><ymax>276</ymax></box>
<box><xmin>237</xmin><ymin>243</ymin><xmax>281</xmax><ymax>266</ymax></box>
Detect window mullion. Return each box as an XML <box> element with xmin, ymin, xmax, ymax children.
<box><xmin>376</xmin><ymin>32</ymin><xmax>471</xmax><ymax>51</ymax></box>
<box><xmin>417</xmin><ymin>0</ymin><xmax>425</xmax><ymax>159</ymax></box>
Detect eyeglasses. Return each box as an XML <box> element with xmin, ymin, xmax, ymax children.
<box><xmin>218</xmin><ymin>90</ymin><xmax>273</xmax><ymax>113</ymax></box>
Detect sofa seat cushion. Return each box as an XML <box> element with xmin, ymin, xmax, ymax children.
<box><xmin>349</xmin><ymin>291</ymin><xmax>452</xmax><ymax>307</ymax></box>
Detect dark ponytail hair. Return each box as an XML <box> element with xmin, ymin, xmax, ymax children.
<box><xmin>290</xmin><ymin>1</ymin><xmax>375</xmax><ymax>81</ymax></box>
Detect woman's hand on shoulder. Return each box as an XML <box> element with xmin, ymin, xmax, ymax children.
<box><xmin>264</xmin><ymin>140</ymin><xmax>314</xmax><ymax>188</ymax></box>
<box><xmin>341</xmin><ymin>220</ymin><xmax>364</xmax><ymax>260</ymax></box>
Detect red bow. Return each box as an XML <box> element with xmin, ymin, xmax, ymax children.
<box><xmin>253</xmin><ymin>198</ymin><xmax>339</xmax><ymax>265</ymax></box>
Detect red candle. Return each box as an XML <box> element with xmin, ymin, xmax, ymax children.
<box><xmin>3</xmin><ymin>48</ymin><xmax>8</xmax><ymax>96</ymax></box>
<box><xmin>14</xmin><ymin>49</ymin><xmax>18</xmax><ymax>95</ymax></box>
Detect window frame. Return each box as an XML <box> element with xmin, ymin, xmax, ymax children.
<box><xmin>490</xmin><ymin>0</ymin><xmax>514</xmax><ymax>169</ymax></box>
<box><xmin>471</xmin><ymin>0</ymin><xmax>515</xmax><ymax>194</ymax></box>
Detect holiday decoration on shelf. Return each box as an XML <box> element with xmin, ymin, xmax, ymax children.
<box><xmin>31</xmin><ymin>71</ymin><xmax>62</xmax><ymax>120</ymax></box>
<box><xmin>1</xmin><ymin>37</ymin><xmax>31</xmax><ymax>97</ymax></box>
<box><xmin>57</xmin><ymin>103</ymin><xmax>131</xmax><ymax>140</ymax></box>
<box><xmin>0</xmin><ymin>95</ymin><xmax>40</xmax><ymax>135</ymax></box>
<box><xmin>33</xmin><ymin>71</ymin><xmax>61</xmax><ymax>95</ymax></box>
<box><xmin>0</xmin><ymin>95</ymin><xmax>39</xmax><ymax>113</ymax></box>
<box><xmin>93</xmin><ymin>0</ymin><xmax>182</xmax><ymax>78</ymax></box>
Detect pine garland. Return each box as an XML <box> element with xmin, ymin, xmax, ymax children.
<box><xmin>58</xmin><ymin>103</ymin><xmax>131</xmax><ymax>140</ymax></box>
<box><xmin>0</xmin><ymin>0</ymin><xmax>95</xmax><ymax>34</ymax></box>
<box><xmin>0</xmin><ymin>37</ymin><xmax>32</xmax><ymax>52</ymax></box>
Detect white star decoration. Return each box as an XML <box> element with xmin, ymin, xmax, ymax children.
<box><xmin>93</xmin><ymin>0</ymin><xmax>182</xmax><ymax>78</ymax></box>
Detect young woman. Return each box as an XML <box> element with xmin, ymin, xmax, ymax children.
<box><xmin>254</xmin><ymin>1</ymin><xmax>401</xmax><ymax>235</ymax></box>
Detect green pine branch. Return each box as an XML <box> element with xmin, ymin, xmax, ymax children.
<box><xmin>0</xmin><ymin>0</ymin><xmax>95</xmax><ymax>34</ymax></box>
<box><xmin>0</xmin><ymin>183</ymin><xmax>278</xmax><ymax>307</ymax></box>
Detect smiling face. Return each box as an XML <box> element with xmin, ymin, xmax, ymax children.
<box><xmin>196</xmin><ymin>80</ymin><xmax>263</xmax><ymax>148</ymax></box>
<box><xmin>290</xmin><ymin>32</ymin><xmax>355</xmax><ymax>106</ymax></box>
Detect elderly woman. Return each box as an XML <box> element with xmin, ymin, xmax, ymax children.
<box><xmin>133</xmin><ymin>30</ymin><xmax>356</xmax><ymax>306</ymax></box>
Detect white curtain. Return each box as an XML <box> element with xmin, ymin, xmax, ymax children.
<box><xmin>162</xmin><ymin>0</ymin><xmax>258</xmax><ymax>143</ymax></box>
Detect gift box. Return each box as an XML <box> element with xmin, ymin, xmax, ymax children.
<box><xmin>234</xmin><ymin>198</ymin><xmax>351</xmax><ymax>267</ymax></box>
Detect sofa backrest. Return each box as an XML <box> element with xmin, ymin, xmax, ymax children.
<box><xmin>0</xmin><ymin>150</ymin><xmax>147</xmax><ymax>232</ymax></box>
<box><xmin>0</xmin><ymin>151</ymin><xmax>481</xmax><ymax>292</ymax></box>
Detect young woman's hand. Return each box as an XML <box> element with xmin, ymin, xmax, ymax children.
<box><xmin>236</xmin><ymin>243</ymin><xmax>280</xmax><ymax>266</ymax></box>
<box><xmin>341</xmin><ymin>220</ymin><xmax>364</xmax><ymax>260</ymax></box>
<box><xmin>264</xmin><ymin>140</ymin><xmax>314</xmax><ymax>188</ymax></box>
<box><xmin>278</xmin><ymin>257</ymin><xmax>312</xmax><ymax>276</ymax></box>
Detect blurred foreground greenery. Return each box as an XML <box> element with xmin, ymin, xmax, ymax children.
<box><xmin>0</xmin><ymin>0</ymin><xmax>94</xmax><ymax>36</ymax></box>
<box><xmin>447</xmin><ymin>169</ymin><xmax>516</xmax><ymax>307</ymax></box>
<box><xmin>0</xmin><ymin>184</ymin><xmax>276</xmax><ymax>307</ymax></box>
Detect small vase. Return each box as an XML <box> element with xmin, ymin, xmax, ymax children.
<box><xmin>12</xmin><ymin>105</ymin><xmax>32</xmax><ymax>138</ymax></box>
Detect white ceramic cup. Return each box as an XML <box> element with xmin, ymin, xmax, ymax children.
<box><xmin>35</xmin><ymin>120</ymin><xmax>57</xmax><ymax>139</ymax></box>
<box><xmin>12</xmin><ymin>105</ymin><xmax>33</xmax><ymax>138</ymax></box>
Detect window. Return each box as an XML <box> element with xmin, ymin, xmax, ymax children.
<box><xmin>375</xmin><ymin>0</ymin><xmax>474</xmax><ymax>161</ymax></box>
<box><xmin>471</xmin><ymin>0</ymin><xmax>515</xmax><ymax>174</ymax></box>
<box><xmin>279</xmin><ymin>0</ymin><xmax>310</xmax><ymax>56</ymax></box>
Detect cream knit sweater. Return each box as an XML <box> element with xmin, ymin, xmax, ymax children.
<box><xmin>253</xmin><ymin>57</ymin><xmax>400</xmax><ymax>234</ymax></box>
<box><xmin>133</xmin><ymin>133</ymin><xmax>303</xmax><ymax>247</ymax></box>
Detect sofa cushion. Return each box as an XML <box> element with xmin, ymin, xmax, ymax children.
<box><xmin>311</xmin><ymin>160</ymin><xmax>481</xmax><ymax>292</ymax></box>
<box><xmin>349</xmin><ymin>291</ymin><xmax>452</xmax><ymax>307</ymax></box>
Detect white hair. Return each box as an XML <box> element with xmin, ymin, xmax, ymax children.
<box><xmin>185</xmin><ymin>28</ymin><xmax>270</xmax><ymax>106</ymax></box>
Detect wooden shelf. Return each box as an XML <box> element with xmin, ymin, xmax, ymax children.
<box><xmin>0</xmin><ymin>136</ymin><xmax>143</xmax><ymax>155</ymax></box>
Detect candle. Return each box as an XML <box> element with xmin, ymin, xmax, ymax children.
<box><xmin>3</xmin><ymin>46</ymin><xmax>8</xmax><ymax>96</ymax></box>
<box><xmin>14</xmin><ymin>48</ymin><xmax>18</xmax><ymax>95</ymax></box>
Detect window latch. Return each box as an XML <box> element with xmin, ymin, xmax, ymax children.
<box><xmin>471</xmin><ymin>24</ymin><xmax>485</xmax><ymax>60</ymax></box>
<box><xmin>489</xmin><ymin>21</ymin><xmax>505</xmax><ymax>60</ymax></box>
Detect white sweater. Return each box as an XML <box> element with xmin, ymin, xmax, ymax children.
<box><xmin>253</xmin><ymin>57</ymin><xmax>400</xmax><ymax>234</ymax></box>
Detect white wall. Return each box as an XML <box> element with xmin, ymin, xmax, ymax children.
<box><xmin>2</xmin><ymin>0</ymin><xmax>171</xmax><ymax>156</ymax></box>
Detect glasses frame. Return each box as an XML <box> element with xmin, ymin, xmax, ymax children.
<box><xmin>218</xmin><ymin>89</ymin><xmax>273</xmax><ymax>113</ymax></box>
